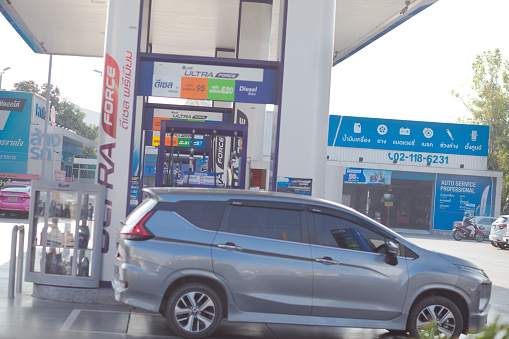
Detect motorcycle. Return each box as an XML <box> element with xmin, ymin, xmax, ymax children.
<box><xmin>452</xmin><ymin>221</ymin><xmax>485</xmax><ymax>242</ymax></box>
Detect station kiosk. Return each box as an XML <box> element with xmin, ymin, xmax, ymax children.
<box><xmin>25</xmin><ymin>181</ymin><xmax>106</xmax><ymax>288</ymax></box>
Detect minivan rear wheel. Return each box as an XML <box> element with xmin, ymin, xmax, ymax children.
<box><xmin>165</xmin><ymin>283</ymin><xmax>223</xmax><ymax>339</ymax></box>
<box><xmin>408</xmin><ymin>296</ymin><xmax>463</xmax><ymax>339</ymax></box>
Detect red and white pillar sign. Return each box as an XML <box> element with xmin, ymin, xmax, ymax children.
<box><xmin>97</xmin><ymin>0</ymin><xmax>141</xmax><ymax>282</ymax></box>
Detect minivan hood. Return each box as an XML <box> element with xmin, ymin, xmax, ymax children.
<box><xmin>436</xmin><ymin>252</ymin><xmax>482</xmax><ymax>270</ymax></box>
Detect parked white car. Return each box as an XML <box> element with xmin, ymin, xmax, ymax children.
<box><xmin>491</xmin><ymin>215</ymin><xmax>509</xmax><ymax>249</ymax></box>
<box><xmin>453</xmin><ymin>216</ymin><xmax>497</xmax><ymax>238</ymax></box>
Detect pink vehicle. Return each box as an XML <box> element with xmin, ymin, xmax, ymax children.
<box><xmin>0</xmin><ymin>181</ymin><xmax>31</xmax><ymax>217</ymax></box>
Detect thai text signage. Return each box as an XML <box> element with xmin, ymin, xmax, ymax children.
<box><xmin>29</xmin><ymin>128</ymin><xmax>62</xmax><ymax>160</ymax></box>
<box><xmin>0</xmin><ymin>91</ymin><xmax>31</xmax><ymax>174</ymax></box>
<box><xmin>328</xmin><ymin>116</ymin><xmax>489</xmax><ymax>157</ymax></box>
<box><xmin>139</xmin><ymin>60</ymin><xmax>277</xmax><ymax>104</ymax></box>
<box><xmin>97</xmin><ymin>0</ymin><xmax>141</xmax><ymax>282</ymax></box>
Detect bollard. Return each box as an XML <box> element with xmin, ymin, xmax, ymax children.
<box><xmin>9</xmin><ymin>225</ymin><xmax>25</xmax><ymax>299</ymax></box>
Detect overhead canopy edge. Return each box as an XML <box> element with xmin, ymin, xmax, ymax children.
<box><xmin>333</xmin><ymin>1</ymin><xmax>438</xmax><ymax>66</ymax></box>
<box><xmin>0</xmin><ymin>0</ymin><xmax>45</xmax><ymax>53</ymax></box>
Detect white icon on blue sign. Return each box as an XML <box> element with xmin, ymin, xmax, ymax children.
<box><xmin>446</xmin><ymin>129</ymin><xmax>454</xmax><ymax>140</ymax></box>
<box><xmin>471</xmin><ymin>130</ymin><xmax>477</xmax><ymax>141</ymax></box>
<box><xmin>377</xmin><ymin>124</ymin><xmax>388</xmax><ymax>135</ymax></box>
<box><xmin>399</xmin><ymin>127</ymin><xmax>410</xmax><ymax>136</ymax></box>
<box><xmin>354</xmin><ymin>122</ymin><xmax>361</xmax><ymax>133</ymax></box>
<box><xmin>423</xmin><ymin>127</ymin><xmax>434</xmax><ymax>138</ymax></box>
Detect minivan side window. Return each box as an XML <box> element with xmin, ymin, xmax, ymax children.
<box><xmin>311</xmin><ymin>212</ymin><xmax>385</xmax><ymax>252</ymax></box>
<box><xmin>159</xmin><ymin>201</ymin><xmax>226</xmax><ymax>231</ymax></box>
<box><xmin>228</xmin><ymin>205</ymin><xmax>302</xmax><ymax>242</ymax></box>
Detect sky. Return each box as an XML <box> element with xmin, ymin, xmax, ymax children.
<box><xmin>1</xmin><ymin>0</ymin><xmax>508</xmax><ymax>124</ymax></box>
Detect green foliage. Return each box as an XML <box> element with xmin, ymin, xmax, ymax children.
<box><xmin>468</xmin><ymin>317</ymin><xmax>509</xmax><ymax>338</ymax></box>
<box><xmin>40</xmin><ymin>82</ymin><xmax>61</xmax><ymax>110</ymax></box>
<box><xmin>13</xmin><ymin>80</ymin><xmax>39</xmax><ymax>93</ymax></box>
<box><xmin>451</xmin><ymin>49</ymin><xmax>509</xmax><ymax>213</ymax></box>
<box><xmin>12</xmin><ymin>80</ymin><xmax>97</xmax><ymax>157</ymax></box>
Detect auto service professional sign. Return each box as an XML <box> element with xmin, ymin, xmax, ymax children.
<box><xmin>433</xmin><ymin>174</ymin><xmax>493</xmax><ymax>231</ymax></box>
<box><xmin>97</xmin><ymin>0</ymin><xmax>141</xmax><ymax>282</ymax></box>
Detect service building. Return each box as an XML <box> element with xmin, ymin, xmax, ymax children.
<box><xmin>324</xmin><ymin>115</ymin><xmax>502</xmax><ymax>232</ymax></box>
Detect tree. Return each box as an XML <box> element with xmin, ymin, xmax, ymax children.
<box><xmin>451</xmin><ymin>49</ymin><xmax>509</xmax><ymax>213</ymax></box>
<box><xmin>13</xmin><ymin>80</ymin><xmax>39</xmax><ymax>93</ymax></box>
<box><xmin>12</xmin><ymin>80</ymin><xmax>98</xmax><ymax>157</ymax></box>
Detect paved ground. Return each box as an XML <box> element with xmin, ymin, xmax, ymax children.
<box><xmin>0</xmin><ymin>215</ymin><xmax>508</xmax><ymax>339</ymax></box>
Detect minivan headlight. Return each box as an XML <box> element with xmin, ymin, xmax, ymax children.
<box><xmin>479</xmin><ymin>283</ymin><xmax>491</xmax><ymax>311</ymax></box>
<box><xmin>455</xmin><ymin>264</ymin><xmax>488</xmax><ymax>278</ymax></box>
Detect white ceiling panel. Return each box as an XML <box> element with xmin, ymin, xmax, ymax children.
<box><xmin>0</xmin><ymin>0</ymin><xmax>438</xmax><ymax>63</ymax></box>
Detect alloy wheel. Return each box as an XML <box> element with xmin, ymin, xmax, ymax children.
<box><xmin>174</xmin><ymin>291</ymin><xmax>217</xmax><ymax>334</ymax></box>
<box><xmin>416</xmin><ymin>304</ymin><xmax>457</xmax><ymax>338</ymax></box>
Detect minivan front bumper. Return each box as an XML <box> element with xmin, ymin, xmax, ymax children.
<box><xmin>468</xmin><ymin>304</ymin><xmax>490</xmax><ymax>333</ymax></box>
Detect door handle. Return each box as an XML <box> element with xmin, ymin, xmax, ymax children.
<box><xmin>315</xmin><ymin>257</ymin><xmax>339</xmax><ymax>265</ymax></box>
<box><xmin>218</xmin><ymin>242</ymin><xmax>244</xmax><ymax>251</ymax></box>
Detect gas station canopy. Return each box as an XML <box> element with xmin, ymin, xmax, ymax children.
<box><xmin>1</xmin><ymin>0</ymin><xmax>437</xmax><ymax>64</ymax></box>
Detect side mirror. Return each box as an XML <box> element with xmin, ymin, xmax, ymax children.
<box><xmin>384</xmin><ymin>240</ymin><xmax>399</xmax><ymax>266</ymax></box>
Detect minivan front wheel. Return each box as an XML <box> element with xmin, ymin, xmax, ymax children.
<box><xmin>408</xmin><ymin>296</ymin><xmax>463</xmax><ymax>339</ymax></box>
<box><xmin>165</xmin><ymin>283</ymin><xmax>223</xmax><ymax>339</ymax></box>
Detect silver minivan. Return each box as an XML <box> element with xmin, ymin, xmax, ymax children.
<box><xmin>113</xmin><ymin>188</ymin><xmax>491</xmax><ymax>339</ymax></box>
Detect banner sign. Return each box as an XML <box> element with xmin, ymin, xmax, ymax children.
<box><xmin>53</xmin><ymin>170</ymin><xmax>66</xmax><ymax>182</ymax></box>
<box><xmin>158</xmin><ymin>134</ymin><xmax>204</xmax><ymax>148</ymax></box>
<box><xmin>130</xmin><ymin>176</ymin><xmax>140</xmax><ymax>206</ymax></box>
<box><xmin>214</xmin><ymin>136</ymin><xmax>229</xmax><ymax>188</ymax></box>
<box><xmin>433</xmin><ymin>174</ymin><xmax>493</xmax><ymax>231</ymax></box>
<box><xmin>328</xmin><ymin>116</ymin><xmax>489</xmax><ymax>157</ymax></box>
<box><xmin>0</xmin><ymin>91</ymin><xmax>32</xmax><ymax>174</ymax></box>
<box><xmin>344</xmin><ymin>168</ymin><xmax>392</xmax><ymax>185</ymax></box>
<box><xmin>145</xmin><ymin>107</ymin><xmax>228</xmax><ymax>146</ymax></box>
<box><xmin>97</xmin><ymin>0</ymin><xmax>141</xmax><ymax>282</ymax></box>
<box><xmin>149</xmin><ymin>108</ymin><xmax>226</xmax><ymax>130</ymax></box>
<box><xmin>179</xmin><ymin>172</ymin><xmax>217</xmax><ymax>187</ymax></box>
<box><xmin>139</xmin><ymin>60</ymin><xmax>277</xmax><ymax>104</ymax></box>
<box><xmin>277</xmin><ymin>177</ymin><xmax>312</xmax><ymax>196</ymax></box>
<box><xmin>144</xmin><ymin>107</ymin><xmax>228</xmax><ymax>131</ymax></box>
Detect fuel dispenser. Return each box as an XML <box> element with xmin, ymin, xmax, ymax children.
<box><xmin>155</xmin><ymin>120</ymin><xmax>248</xmax><ymax>189</ymax></box>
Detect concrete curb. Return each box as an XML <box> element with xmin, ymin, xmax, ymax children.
<box><xmin>33</xmin><ymin>284</ymin><xmax>123</xmax><ymax>305</ymax></box>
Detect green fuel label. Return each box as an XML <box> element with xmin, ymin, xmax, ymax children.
<box><xmin>207</xmin><ymin>79</ymin><xmax>235</xmax><ymax>101</ymax></box>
